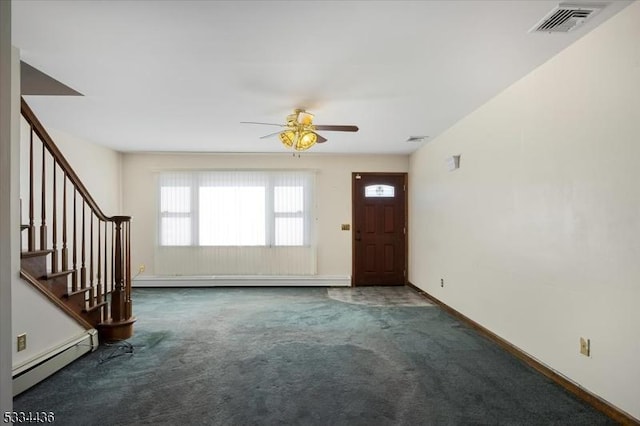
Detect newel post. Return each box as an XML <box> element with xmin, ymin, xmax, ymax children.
<box><xmin>99</xmin><ymin>215</ymin><xmax>135</xmax><ymax>341</ymax></box>
<box><xmin>111</xmin><ymin>217</ymin><xmax>126</xmax><ymax>322</ymax></box>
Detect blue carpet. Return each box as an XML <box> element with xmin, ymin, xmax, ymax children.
<box><xmin>14</xmin><ymin>287</ymin><xmax>615</xmax><ymax>425</ymax></box>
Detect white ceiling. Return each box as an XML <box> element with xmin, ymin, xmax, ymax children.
<box><xmin>11</xmin><ymin>0</ymin><xmax>632</xmax><ymax>154</ymax></box>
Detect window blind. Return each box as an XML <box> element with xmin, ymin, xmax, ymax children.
<box><xmin>156</xmin><ymin>170</ymin><xmax>316</xmax><ymax>275</ymax></box>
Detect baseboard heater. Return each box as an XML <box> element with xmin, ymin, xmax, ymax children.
<box><xmin>12</xmin><ymin>329</ymin><xmax>98</xmax><ymax>396</ymax></box>
<box><xmin>133</xmin><ymin>275</ymin><xmax>351</xmax><ymax>288</ymax></box>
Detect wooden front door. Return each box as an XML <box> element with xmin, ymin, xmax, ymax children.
<box><xmin>352</xmin><ymin>173</ymin><xmax>407</xmax><ymax>286</ymax></box>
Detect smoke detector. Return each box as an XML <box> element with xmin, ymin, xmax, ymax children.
<box><xmin>530</xmin><ymin>3</ymin><xmax>605</xmax><ymax>33</ymax></box>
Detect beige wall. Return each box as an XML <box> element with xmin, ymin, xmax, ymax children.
<box><xmin>47</xmin><ymin>127</ymin><xmax>122</xmax><ymax>214</ymax></box>
<box><xmin>122</xmin><ymin>153</ymin><xmax>409</xmax><ymax>277</ymax></box>
<box><xmin>409</xmin><ymin>2</ymin><xmax>640</xmax><ymax>419</ymax></box>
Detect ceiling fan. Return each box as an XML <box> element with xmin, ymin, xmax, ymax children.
<box><xmin>241</xmin><ymin>109</ymin><xmax>359</xmax><ymax>151</ymax></box>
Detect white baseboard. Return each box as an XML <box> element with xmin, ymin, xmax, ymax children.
<box><xmin>12</xmin><ymin>330</ymin><xmax>98</xmax><ymax>396</ymax></box>
<box><xmin>133</xmin><ymin>275</ymin><xmax>351</xmax><ymax>288</ymax></box>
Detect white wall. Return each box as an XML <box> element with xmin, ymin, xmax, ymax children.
<box><xmin>13</xmin><ymin>111</ymin><xmax>123</xmax><ymax>368</ymax></box>
<box><xmin>409</xmin><ymin>2</ymin><xmax>640</xmax><ymax>420</ymax></box>
<box><xmin>122</xmin><ymin>153</ymin><xmax>409</xmax><ymax>278</ymax></box>
<box><xmin>11</xmin><ymin>286</ymin><xmax>86</xmax><ymax>369</ymax></box>
<box><xmin>0</xmin><ymin>0</ymin><xmax>15</xmax><ymax>409</ymax></box>
<box><xmin>47</xmin><ymin>127</ymin><xmax>122</xmax><ymax>214</ymax></box>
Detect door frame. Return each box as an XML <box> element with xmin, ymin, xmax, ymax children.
<box><xmin>351</xmin><ymin>172</ymin><xmax>408</xmax><ymax>287</ymax></box>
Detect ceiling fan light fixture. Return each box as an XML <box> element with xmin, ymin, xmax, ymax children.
<box><xmin>296</xmin><ymin>110</ymin><xmax>314</xmax><ymax>126</ymax></box>
<box><xmin>279</xmin><ymin>130</ymin><xmax>297</xmax><ymax>148</ymax></box>
<box><xmin>242</xmin><ymin>108</ymin><xmax>358</xmax><ymax>151</ymax></box>
<box><xmin>285</xmin><ymin>113</ymin><xmax>298</xmax><ymax>127</ymax></box>
<box><xmin>295</xmin><ymin>131</ymin><xmax>317</xmax><ymax>151</ymax></box>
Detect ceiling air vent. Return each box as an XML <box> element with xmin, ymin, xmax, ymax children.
<box><xmin>406</xmin><ymin>136</ymin><xmax>429</xmax><ymax>143</ymax></box>
<box><xmin>530</xmin><ymin>3</ymin><xmax>605</xmax><ymax>33</ymax></box>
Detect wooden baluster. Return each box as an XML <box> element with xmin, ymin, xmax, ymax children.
<box><xmin>40</xmin><ymin>144</ymin><xmax>47</xmax><ymax>250</ymax></box>
<box><xmin>89</xmin><ymin>211</ymin><xmax>94</xmax><ymax>308</ymax></box>
<box><xmin>105</xmin><ymin>220</ymin><xmax>114</xmax><ymax>324</ymax></box>
<box><xmin>72</xmin><ymin>188</ymin><xmax>78</xmax><ymax>292</ymax></box>
<box><xmin>103</xmin><ymin>221</ymin><xmax>108</xmax><ymax>302</ymax></box>
<box><xmin>80</xmin><ymin>200</ymin><xmax>86</xmax><ymax>289</ymax></box>
<box><xmin>122</xmin><ymin>220</ymin><xmax>127</xmax><ymax>317</ymax></box>
<box><xmin>51</xmin><ymin>160</ymin><xmax>58</xmax><ymax>273</ymax></box>
<box><xmin>62</xmin><ymin>173</ymin><xmax>68</xmax><ymax>271</ymax></box>
<box><xmin>111</xmin><ymin>222</ymin><xmax>115</xmax><ymax>296</ymax></box>
<box><xmin>28</xmin><ymin>126</ymin><xmax>35</xmax><ymax>251</ymax></box>
<box><xmin>126</xmin><ymin>219</ymin><xmax>132</xmax><ymax>319</ymax></box>
<box><xmin>97</xmin><ymin>218</ymin><xmax>102</xmax><ymax>307</ymax></box>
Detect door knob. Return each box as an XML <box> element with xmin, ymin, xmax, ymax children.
<box><xmin>355</xmin><ymin>230</ymin><xmax>361</xmax><ymax>241</ymax></box>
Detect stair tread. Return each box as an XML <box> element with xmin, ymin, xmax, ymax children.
<box><xmin>21</xmin><ymin>249</ymin><xmax>53</xmax><ymax>258</ymax></box>
<box><xmin>66</xmin><ymin>287</ymin><xmax>92</xmax><ymax>297</ymax></box>
<box><xmin>44</xmin><ymin>270</ymin><xmax>76</xmax><ymax>280</ymax></box>
<box><xmin>21</xmin><ymin>225</ymin><xmax>29</xmax><ymax>231</ymax></box>
<box><xmin>84</xmin><ymin>301</ymin><xmax>107</xmax><ymax>313</ymax></box>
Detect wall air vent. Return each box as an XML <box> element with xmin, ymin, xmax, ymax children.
<box><xmin>530</xmin><ymin>3</ymin><xmax>605</xmax><ymax>33</ymax></box>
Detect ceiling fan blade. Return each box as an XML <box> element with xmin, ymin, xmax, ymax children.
<box><xmin>315</xmin><ymin>133</ymin><xmax>328</xmax><ymax>143</ymax></box>
<box><xmin>313</xmin><ymin>125</ymin><xmax>359</xmax><ymax>132</ymax></box>
<box><xmin>259</xmin><ymin>130</ymin><xmax>283</xmax><ymax>139</ymax></box>
<box><xmin>240</xmin><ymin>121</ymin><xmax>285</xmax><ymax>127</ymax></box>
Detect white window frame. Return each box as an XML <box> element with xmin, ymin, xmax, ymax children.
<box><xmin>158</xmin><ymin>170</ymin><xmax>314</xmax><ymax>247</ymax></box>
<box><xmin>158</xmin><ymin>173</ymin><xmax>196</xmax><ymax>246</ymax></box>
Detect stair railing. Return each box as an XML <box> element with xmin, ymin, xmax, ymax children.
<box><xmin>21</xmin><ymin>98</ymin><xmax>134</xmax><ymax>340</ymax></box>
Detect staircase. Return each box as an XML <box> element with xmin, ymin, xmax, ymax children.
<box><xmin>19</xmin><ymin>98</ymin><xmax>135</xmax><ymax>341</ymax></box>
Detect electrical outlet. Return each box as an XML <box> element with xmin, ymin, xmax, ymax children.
<box><xmin>580</xmin><ymin>337</ymin><xmax>590</xmax><ymax>357</ymax></box>
<box><xmin>17</xmin><ymin>334</ymin><xmax>26</xmax><ymax>352</ymax></box>
<box><xmin>441</xmin><ymin>278</ymin><xmax>444</xmax><ymax>287</ymax></box>
<box><xmin>138</xmin><ymin>264</ymin><xmax>145</xmax><ymax>273</ymax></box>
